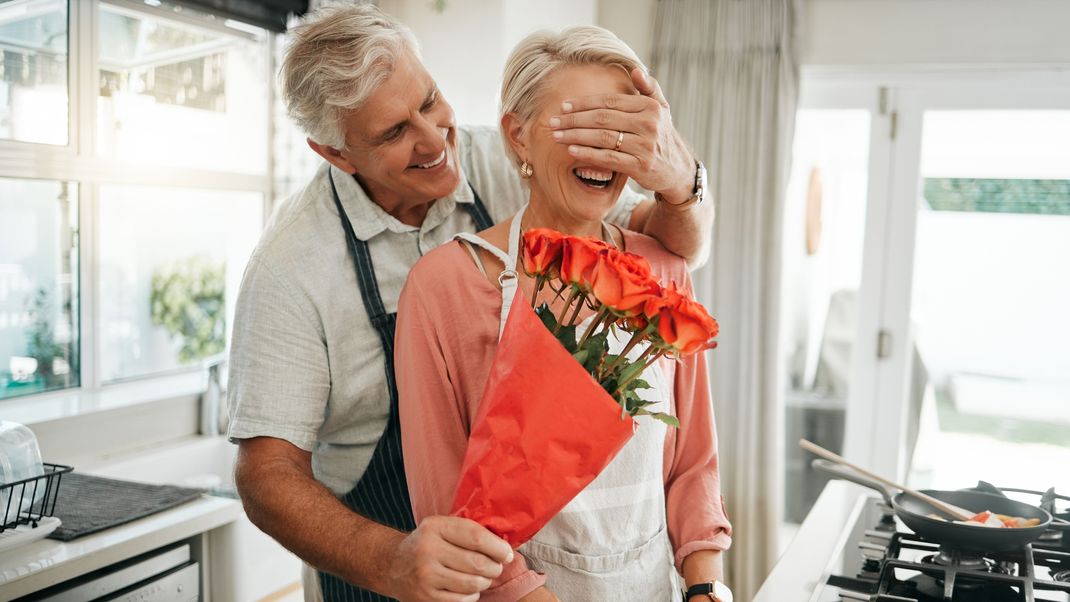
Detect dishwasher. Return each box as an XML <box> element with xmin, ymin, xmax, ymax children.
<box><xmin>16</xmin><ymin>543</ymin><xmax>199</xmax><ymax>602</ymax></box>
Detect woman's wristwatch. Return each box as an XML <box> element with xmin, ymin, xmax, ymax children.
<box><xmin>655</xmin><ymin>160</ymin><xmax>707</xmax><ymax>210</ymax></box>
<box><xmin>685</xmin><ymin>580</ymin><xmax>733</xmax><ymax>602</ymax></box>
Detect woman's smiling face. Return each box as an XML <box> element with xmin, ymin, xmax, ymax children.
<box><xmin>506</xmin><ymin>64</ymin><xmax>638</xmax><ymax>226</ymax></box>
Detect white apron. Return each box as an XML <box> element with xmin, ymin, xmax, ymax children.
<box><xmin>454</xmin><ymin>207</ymin><xmax>679</xmax><ymax>601</ymax></box>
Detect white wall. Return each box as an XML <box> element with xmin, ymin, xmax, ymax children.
<box><xmin>801</xmin><ymin>0</ymin><xmax>1070</xmax><ymax>67</ymax></box>
<box><xmin>596</xmin><ymin>0</ymin><xmax>656</xmax><ymax>65</ymax></box>
<box><xmin>380</xmin><ymin>0</ymin><xmax>597</xmax><ymax>126</ymax></box>
<box><xmin>593</xmin><ymin>0</ymin><xmax>1070</xmax><ymax>69</ymax></box>
<box><xmin>374</xmin><ymin>0</ymin><xmax>1070</xmax><ymax>127</ymax></box>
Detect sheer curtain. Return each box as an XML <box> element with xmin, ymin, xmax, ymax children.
<box><xmin>652</xmin><ymin>0</ymin><xmax>799</xmax><ymax>598</ymax></box>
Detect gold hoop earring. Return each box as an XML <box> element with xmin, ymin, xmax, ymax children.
<box><xmin>520</xmin><ymin>161</ymin><xmax>534</xmax><ymax>178</ymax></box>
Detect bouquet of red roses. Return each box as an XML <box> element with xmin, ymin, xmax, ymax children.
<box><xmin>449</xmin><ymin>228</ymin><xmax>719</xmax><ymax>548</ymax></box>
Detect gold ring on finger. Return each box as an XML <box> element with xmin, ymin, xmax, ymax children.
<box><xmin>614</xmin><ymin>130</ymin><xmax>624</xmax><ymax>151</ymax></box>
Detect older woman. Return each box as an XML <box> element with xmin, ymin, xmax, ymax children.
<box><xmin>395</xmin><ymin>26</ymin><xmax>732</xmax><ymax>602</ymax></box>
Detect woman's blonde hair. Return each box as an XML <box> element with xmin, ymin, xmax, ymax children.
<box><xmin>281</xmin><ymin>3</ymin><xmax>420</xmax><ymax>149</ymax></box>
<box><xmin>500</xmin><ymin>25</ymin><xmax>645</xmax><ymax>164</ymax></box>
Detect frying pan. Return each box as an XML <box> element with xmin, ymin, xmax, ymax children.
<box><xmin>813</xmin><ymin>458</ymin><xmax>1053</xmax><ymax>552</ymax></box>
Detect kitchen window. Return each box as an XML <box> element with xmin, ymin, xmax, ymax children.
<box><xmin>96</xmin><ymin>1</ymin><xmax>268</xmax><ymax>174</ymax></box>
<box><xmin>0</xmin><ymin>0</ymin><xmax>69</xmax><ymax>145</ymax></box>
<box><xmin>0</xmin><ymin>0</ymin><xmax>274</xmax><ymax>413</ymax></box>
<box><xmin>0</xmin><ymin>176</ymin><xmax>79</xmax><ymax>399</ymax></box>
<box><xmin>96</xmin><ymin>185</ymin><xmax>261</xmax><ymax>383</ymax></box>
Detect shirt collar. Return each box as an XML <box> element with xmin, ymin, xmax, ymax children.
<box><xmin>329</xmin><ymin>164</ymin><xmax>474</xmax><ymax>242</ymax></box>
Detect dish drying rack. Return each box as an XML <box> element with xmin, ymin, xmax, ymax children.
<box><xmin>0</xmin><ymin>463</ymin><xmax>73</xmax><ymax>552</ymax></box>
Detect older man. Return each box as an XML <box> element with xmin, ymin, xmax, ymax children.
<box><xmin>228</xmin><ymin>5</ymin><xmax>714</xmax><ymax>602</ymax></box>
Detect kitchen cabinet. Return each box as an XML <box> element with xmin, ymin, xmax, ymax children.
<box><xmin>0</xmin><ymin>494</ymin><xmax>240</xmax><ymax>600</ymax></box>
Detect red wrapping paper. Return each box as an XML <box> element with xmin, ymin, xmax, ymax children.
<box><xmin>449</xmin><ymin>289</ymin><xmax>637</xmax><ymax>548</ymax></box>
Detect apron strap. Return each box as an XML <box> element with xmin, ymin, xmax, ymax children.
<box><xmin>464</xmin><ymin>183</ymin><xmax>495</xmax><ymax>230</ymax></box>
<box><xmin>328</xmin><ymin>170</ymin><xmax>391</xmax><ymax>327</ymax></box>
<box><xmin>452</xmin><ymin>205</ymin><xmax>527</xmax><ymax>341</ymax></box>
<box><xmin>454</xmin><ymin>232</ymin><xmax>512</xmax><ymax>266</ymax></box>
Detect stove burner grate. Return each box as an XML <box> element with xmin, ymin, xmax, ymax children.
<box><xmin>831</xmin><ymin>493</ymin><xmax>1070</xmax><ymax>602</ymax></box>
<box><xmin>922</xmin><ymin>550</ymin><xmax>1008</xmax><ymax>573</ymax></box>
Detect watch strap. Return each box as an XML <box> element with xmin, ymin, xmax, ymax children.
<box><xmin>685</xmin><ymin>582</ymin><xmax>714</xmax><ymax>599</ymax></box>
<box><xmin>685</xmin><ymin>581</ymin><xmax>730</xmax><ymax>602</ymax></box>
<box><xmin>655</xmin><ymin>160</ymin><xmax>705</xmax><ymax>210</ymax></box>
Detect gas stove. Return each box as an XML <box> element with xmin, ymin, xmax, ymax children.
<box><xmin>815</xmin><ymin>487</ymin><xmax>1070</xmax><ymax>601</ymax></box>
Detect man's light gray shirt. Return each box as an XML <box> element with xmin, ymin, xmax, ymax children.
<box><xmin>227</xmin><ymin>125</ymin><xmax>643</xmax><ymax>496</ymax></box>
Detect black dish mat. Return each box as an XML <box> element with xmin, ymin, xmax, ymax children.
<box><xmin>48</xmin><ymin>472</ymin><xmax>205</xmax><ymax>541</ymax></box>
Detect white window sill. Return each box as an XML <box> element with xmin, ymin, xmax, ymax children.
<box><xmin>3</xmin><ymin>371</ymin><xmax>208</xmax><ymax>428</ymax></box>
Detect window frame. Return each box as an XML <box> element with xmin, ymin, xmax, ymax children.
<box><xmin>0</xmin><ymin>0</ymin><xmax>276</xmax><ymax>421</ymax></box>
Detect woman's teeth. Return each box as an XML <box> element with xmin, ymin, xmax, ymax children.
<box><xmin>573</xmin><ymin>168</ymin><xmax>614</xmax><ymax>188</ymax></box>
<box><xmin>416</xmin><ymin>150</ymin><xmax>446</xmax><ymax>169</ymax></box>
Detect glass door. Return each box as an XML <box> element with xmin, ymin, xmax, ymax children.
<box><xmin>783</xmin><ymin>72</ymin><xmax>1070</xmax><ymax>527</ymax></box>
<box><xmin>781</xmin><ymin>83</ymin><xmax>892</xmax><ymax>523</ymax></box>
<box><xmin>899</xmin><ymin>79</ymin><xmax>1070</xmax><ymax>494</ymax></box>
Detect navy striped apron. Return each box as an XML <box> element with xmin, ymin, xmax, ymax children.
<box><xmin>320</xmin><ymin>171</ymin><xmax>494</xmax><ymax>602</ymax></box>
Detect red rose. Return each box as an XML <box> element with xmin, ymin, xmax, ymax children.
<box><xmin>522</xmin><ymin>229</ymin><xmax>566</xmax><ymax>277</ymax></box>
<box><xmin>560</xmin><ymin>236</ymin><xmax>609</xmax><ymax>289</ymax></box>
<box><xmin>645</xmin><ymin>282</ymin><xmax>719</xmax><ymax>355</ymax></box>
<box><xmin>590</xmin><ymin>250</ymin><xmax>661</xmax><ymax>317</ymax></box>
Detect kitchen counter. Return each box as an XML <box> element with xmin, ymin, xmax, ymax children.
<box><xmin>0</xmin><ymin>492</ymin><xmax>241</xmax><ymax>600</ymax></box>
<box><xmin>754</xmin><ymin>480</ymin><xmax>869</xmax><ymax>602</ymax></box>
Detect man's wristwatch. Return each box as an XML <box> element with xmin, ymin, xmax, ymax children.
<box><xmin>655</xmin><ymin>160</ymin><xmax>707</xmax><ymax>210</ymax></box>
<box><xmin>685</xmin><ymin>580</ymin><xmax>733</xmax><ymax>602</ymax></box>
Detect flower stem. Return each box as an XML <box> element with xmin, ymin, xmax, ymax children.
<box><xmin>577</xmin><ymin>305</ymin><xmax>610</xmax><ymax>348</ymax></box>
<box><xmin>595</xmin><ymin>353</ymin><xmax>607</xmax><ymax>381</ymax></box>
<box><xmin>550</xmin><ymin>281</ymin><xmax>568</xmax><ymax>304</ymax></box>
<box><xmin>566</xmin><ymin>290</ymin><xmax>588</xmax><ymax>326</ymax></box>
<box><xmin>602</xmin><ymin>323</ymin><xmax>654</xmax><ymax>375</ymax></box>
<box><xmin>613</xmin><ymin>347</ymin><xmax>665</xmax><ymax>395</ymax></box>
<box><xmin>531</xmin><ymin>275</ymin><xmax>545</xmax><ymax>308</ymax></box>
<box><xmin>555</xmin><ymin>287</ymin><xmax>581</xmax><ymax>334</ymax></box>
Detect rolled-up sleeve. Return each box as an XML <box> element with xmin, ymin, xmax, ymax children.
<box><xmin>226</xmin><ymin>256</ymin><xmax>330</xmax><ymax>451</ymax></box>
<box><xmin>663</xmin><ymin>273</ymin><xmax>733</xmax><ymax>572</ymax></box>
<box><xmin>395</xmin><ymin>271</ymin><xmax>546</xmax><ymax>600</ymax></box>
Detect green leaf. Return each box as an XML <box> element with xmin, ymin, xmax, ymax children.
<box><xmin>536</xmin><ymin>302</ymin><xmax>579</xmax><ymax>353</ymax></box>
<box><xmin>602</xmin><ymin>353</ymin><xmax>621</xmax><ymax>371</ymax></box>
<box><xmin>637</xmin><ymin>410</ymin><xmax>680</xmax><ymax>429</ymax></box>
<box><xmin>572</xmin><ymin>348</ymin><xmax>589</xmax><ymax>365</ymax></box>
<box><xmin>556</xmin><ymin>324</ymin><xmax>578</xmax><ymax>353</ymax></box>
<box><xmin>535</xmin><ymin>303</ymin><xmax>557</xmax><ymax>331</ymax></box>
<box><xmin>581</xmin><ymin>349</ymin><xmax>601</xmax><ymax>372</ymax></box>
<box><xmin>617</xmin><ymin>360</ymin><xmax>647</xmax><ymax>386</ymax></box>
<box><xmin>625</xmin><ymin>377</ymin><xmax>651</xmax><ymax>392</ymax></box>
<box><xmin>600</xmin><ymin>376</ymin><xmax>619</xmax><ymax>392</ymax></box>
<box><xmin>582</xmin><ymin>329</ymin><xmax>609</xmax><ymax>352</ymax></box>
<box><xmin>629</xmin><ymin>397</ymin><xmax>656</xmax><ymax>413</ymax></box>
<box><xmin>578</xmin><ymin>330</ymin><xmax>609</xmax><ymax>373</ymax></box>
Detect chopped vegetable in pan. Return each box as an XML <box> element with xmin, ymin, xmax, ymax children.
<box><xmin>927</xmin><ymin>511</ymin><xmax>1043</xmax><ymax>528</ymax></box>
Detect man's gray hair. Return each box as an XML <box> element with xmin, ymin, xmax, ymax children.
<box><xmin>281</xmin><ymin>3</ymin><xmax>420</xmax><ymax>148</ymax></box>
<box><xmin>500</xmin><ymin>25</ymin><xmax>644</xmax><ymax>165</ymax></box>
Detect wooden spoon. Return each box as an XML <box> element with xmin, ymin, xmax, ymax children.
<box><xmin>800</xmin><ymin>439</ymin><xmax>975</xmax><ymax>521</ymax></box>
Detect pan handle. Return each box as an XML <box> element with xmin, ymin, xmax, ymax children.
<box><xmin>812</xmin><ymin>458</ymin><xmax>895</xmax><ymax>507</ymax></box>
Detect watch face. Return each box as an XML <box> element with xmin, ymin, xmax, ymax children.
<box><xmin>713</xmin><ymin>581</ymin><xmax>732</xmax><ymax>602</ymax></box>
<box><xmin>693</xmin><ymin>161</ymin><xmax>707</xmax><ymax>204</ymax></box>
